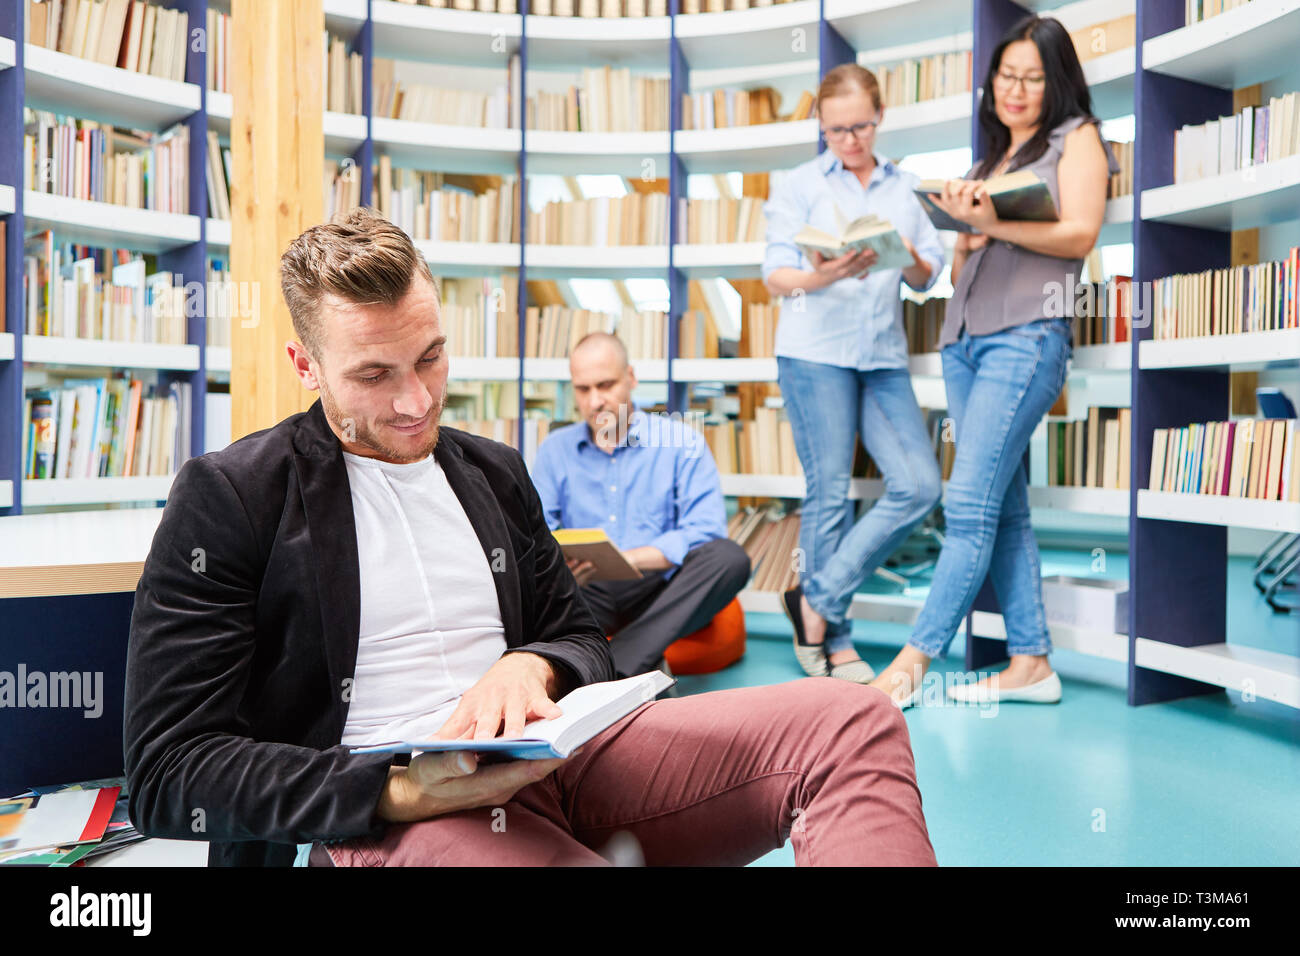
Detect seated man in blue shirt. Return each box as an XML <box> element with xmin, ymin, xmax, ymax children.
<box><xmin>530</xmin><ymin>332</ymin><xmax>751</xmax><ymax>679</ymax></box>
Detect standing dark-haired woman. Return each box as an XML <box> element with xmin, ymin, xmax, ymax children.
<box><xmin>870</xmin><ymin>15</ymin><xmax>1119</xmax><ymax>707</ymax></box>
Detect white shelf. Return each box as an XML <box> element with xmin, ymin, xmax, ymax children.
<box><xmin>0</xmin><ymin>333</ymin><xmax>13</xmax><ymax>361</ymax></box>
<box><xmin>447</xmin><ymin>357</ymin><xmax>521</xmax><ymax>381</ymax></box>
<box><xmin>206</xmin><ymin>89</ymin><xmax>232</xmax><ymax>122</ymax></box>
<box><xmin>24</xmin><ymin>45</ymin><xmax>200</xmax><ymax>130</ymax></box>
<box><xmin>1098</xmin><ymin>194</ymin><xmax>1133</xmax><ymax>246</ymax></box>
<box><xmin>0</xmin><ymin>35</ymin><xmax>13</xmax><ymax>70</ymax></box>
<box><xmin>23</xmin><ymin>336</ymin><xmax>201</xmax><ymax>371</ymax></box>
<box><xmin>206</xmin><ymin>345</ymin><xmax>231</xmax><ymax>373</ymax></box>
<box><xmin>672</xmin><ymin>242</ymin><xmax>766</xmax><ymax>278</ymax></box>
<box><xmin>908</xmin><ymin>352</ymin><xmax>943</xmax><ymax>376</ymax></box>
<box><xmin>324</xmin><ymin>0</ymin><xmax>369</xmax><ymax>41</ymax></box>
<box><xmin>1133</xmin><ymin>639</ymin><xmax>1300</xmax><ymax>709</ymax></box>
<box><xmin>1082</xmin><ymin>46</ymin><xmax>1135</xmax><ymax>120</ymax></box>
<box><xmin>1027</xmin><ymin>485</ymin><xmax>1130</xmax><ymax>516</ymax></box>
<box><xmin>525</xmin><ymin>129</ymin><xmax>670</xmax><ymax>176</ymax></box>
<box><xmin>825</xmin><ymin>0</ymin><xmax>974</xmax><ymax>54</ymax></box>
<box><xmin>1143</xmin><ymin>0</ymin><xmax>1300</xmax><ymax>90</ymax></box>
<box><xmin>0</xmin><ymin>507</ymin><xmax>163</xmax><ymax>570</ymax></box>
<box><xmin>875</xmin><ymin>93</ymin><xmax>972</xmax><ymax>160</ymax></box>
<box><xmin>525</xmin><ymin>244</ymin><xmax>670</xmax><ymax>278</ymax></box>
<box><xmin>1138</xmin><ymin>329</ymin><xmax>1300</xmax><ymax>372</ymax></box>
<box><xmin>524</xmin><ymin>357</ymin><xmax>668</xmax><ymax>381</ymax></box>
<box><xmin>739</xmin><ymin>586</ymin><xmax>925</xmax><ymax>625</ymax></box>
<box><xmin>0</xmin><ymin>183</ymin><xmax>14</xmax><ymax>215</ymax></box>
<box><xmin>371</xmin><ymin>2</ymin><xmax>521</xmax><ymax>65</ymax></box>
<box><xmin>0</xmin><ymin>480</ymin><xmax>11</xmax><ymax>510</ymax></box>
<box><xmin>688</xmin><ymin>57</ymin><xmax>820</xmax><ymax>93</ymax></box>
<box><xmin>720</xmin><ymin>474</ymin><xmax>879</xmax><ymax>500</ymax></box>
<box><xmin>970</xmin><ymin>610</ymin><xmax>1129</xmax><ymax>663</ymax></box>
<box><xmin>417</xmin><ymin>240</ymin><xmax>520</xmax><ymax>276</ymax></box>
<box><xmin>23</xmin><ymin>191</ymin><xmax>200</xmax><ymax>253</ymax></box>
<box><xmin>674</xmin><ymin>120</ymin><xmax>817</xmax><ymax>175</ymax></box>
<box><xmin>373</xmin><ymin>118</ymin><xmax>520</xmax><ymax>174</ymax></box>
<box><xmin>207</xmin><ymin>218</ymin><xmax>232</xmax><ymax>250</ymax></box>
<box><xmin>1137</xmin><ymin>490</ymin><xmax>1300</xmax><ymax>533</ymax></box>
<box><xmin>674</xmin><ymin>1</ymin><xmax>822</xmax><ymax>69</ymax></box>
<box><xmin>525</xmin><ymin>14</ymin><xmax>669</xmax><ymax>70</ymax></box>
<box><xmin>1140</xmin><ymin>154</ymin><xmax>1300</xmax><ymax>232</ymax></box>
<box><xmin>324</xmin><ymin>110</ymin><xmax>368</xmax><ymax>157</ymax></box>
<box><xmin>672</xmin><ymin>357</ymin><xmax>778</xmax><ymax>382</ymax></box>
<box><xmin>22</xmin><ymin>476</ymin><xmax>176</xmax><ymax>507</ymax></box>
<box><xmin>1071</xmin><ymin>341</ymin><xmax>1131</xmax><ymax>371</ymax></box>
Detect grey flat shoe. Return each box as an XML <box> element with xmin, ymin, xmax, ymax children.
<box><xmin>829</xmin><ymin>659</ymin><xmax>876</xmax><ymax>684</ymax></box>
<box><xmin>782</xmin><ymin>585</ymin><xmax>828</xmax><ymax>678</ymax></box>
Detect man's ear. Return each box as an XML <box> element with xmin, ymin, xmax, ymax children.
<box><xmin>286</xmin><ymin>340</ymin><xmax>321</xmax><ymax>391</ymax></box>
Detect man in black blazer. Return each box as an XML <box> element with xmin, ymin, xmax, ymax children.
<box><xmin>123</xmin><ymin>208</ymin><xmax>936</xmax><ymax>867</ymax></box>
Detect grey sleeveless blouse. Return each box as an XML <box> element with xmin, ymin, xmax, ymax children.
<box><xmin>939</xmin><ymin>115</ymin><xmax>1121</xmax><ymax>349</ymax></box>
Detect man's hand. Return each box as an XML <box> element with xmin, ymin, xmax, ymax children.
<box><xmin>620</xmin><ymin>546</ymin><xmax>669</xmax><ymax>574</ymax></box>
<box><xmin>566</xmin><ymin>556</ymin><xmax>598</xmax><ymax>586</ymax></box>
<box><xmin>434</xmin><ymin>652</ymin><xmax>562</xmax><ymax>742</ymax></box>
<box><xmin>376</xmin><ymin>751</ymin><xmax>573</xmax><ymax>823</ymax></box>
<box><xmin>809</xmin><ymin>246</ymin><xmax>878</xmax><ymax>285</ymax></box>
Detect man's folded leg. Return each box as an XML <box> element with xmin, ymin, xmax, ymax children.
<box><xmin>554</xmin><ymin>677</ymin><xmax>936</xmax><ymax>866</ymax></box>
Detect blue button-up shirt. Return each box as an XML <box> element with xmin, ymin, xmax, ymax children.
<box><xmin>762</xmin><ymin>150</ymin><xmax>945</xmax><ymax>371</ymax></box>
<box><xmin>529</xmin><ymin>409</ymin><xmax>727</xmax><ymax>577</ymax></box>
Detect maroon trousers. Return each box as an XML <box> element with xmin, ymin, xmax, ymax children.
<box><xmin>312</xmin><ymin>678</ymin><xmax>936</xmax><ymax>867</ymax></box>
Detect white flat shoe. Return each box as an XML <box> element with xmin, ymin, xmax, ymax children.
<box><xmin>829</xmin><ymin>659</ymin><xmax>876</xmax><ymax>684</ymax></box>
<box><xmin>946</xmin><ymin>671</ymin><xmax>1062</xmax><ymax>704</ymax></box>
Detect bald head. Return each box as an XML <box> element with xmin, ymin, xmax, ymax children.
<box><xmin>571</xmin><ymin>331</ymin><xmax>628</xmax><ymax>371</ymax></box>
<box><xmin>569</xmin><ymin>332</ymin><xmax>637</xmax><ymax>448</ymax></box>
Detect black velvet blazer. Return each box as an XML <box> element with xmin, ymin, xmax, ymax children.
<box><xmin>123</xmin><ymin>400</ymin><xmax>615</xmax><ymax>866</ymax></box>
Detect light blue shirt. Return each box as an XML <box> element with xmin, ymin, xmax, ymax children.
<box><xmin>529</xmin><ymin>408</ymin><xmax>727</xmax><ymax>578</ymax></box>
<box><xmin>762</xmin><ymin>150</ymin><xmax>945</xmax><ymax>371</ymax></box>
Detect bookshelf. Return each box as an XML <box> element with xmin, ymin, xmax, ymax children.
<box><xmin>0</xmin><ymin>0</ymin><xmax>1294</xmax><ymax>720</ymax></box>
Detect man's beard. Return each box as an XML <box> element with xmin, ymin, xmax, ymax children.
<box><xmin>319</xmin><ymin>379</ymin><xmax>443</xmax><ymax>463</ymax></box>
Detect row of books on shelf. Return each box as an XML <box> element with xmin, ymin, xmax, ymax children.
<box><xmin>443</xmin><ymin>416</ymin><xmax>554</xmax><ymax>470</ymax></box>
<box><xmin>206</xmin><ymin>6</ymin><xmax>231</xmax><ymax>94</ymax></box>
<box><xmin>1173</xmin><ymin>91</ymin><xmax>1300</xmax><ymax>185</ymax></box>
<box><xmin>525</xmin><ymin>306</ymin><xmax>667</xmax><ymax>359</ymax></box>
<box><xmin>529</xmin><ymin>68</ymin><xmax>671</xmax><ymax>133</ymax></box>
<box><xmin>703</xmin><ymin>406</ymin><xmax>800</xmax><ymax>476</ymax></box>
<box><xmin>679</xmin><ymin>87</ymin><xmax>810</xmax><ymax>131</ymax></box>
<box><xmin>23</xmin><ymin>110</ymin><xmax>190</xmax><ymax>214</ymax></box>
<box><xmin>373</xmin><ymin>55</ymin><xmax>519</xmax><ymax>129</ymax></box>
<box><xmin>729</xmin><ymin>506</ymin><xmax>800</xmax><ymax>594</ymax></box>
<box><xmin>1149</xmin><ymin>417</ymin><xmax>1299</xmax><ymax>503</ymax></box>
<box><xmin>205</xmin><ymin>130</ymin><xmax>234</xmax><ymax>223</ymax></box>
<box><xmin>527</xmin><ymin>193</ymin><xmax>670</xmax><ymax>246</ymax></box>
<box><xmin>678</xmin><ymin>196</ymin><xmax>767</xmax><ymax>245</ymax></box>
<box><xmin>22</xmin><ymin>376</ymin><xmax>191</xmax><ymax>480</ymax></box>
<box><xmin>326</xmin><ymin>160</ymin><xmax>364</xmax><ymax>221</ymax></box>
<box><xmin>744</xmin><ymin>302</ymin><xmax>778</xmax><ymax>359</ymax></box>
<box><xmin>1045</xmin><ymin>406</ymin><xmax>1132</xmax><ymax>491</ymax></box>
<box><xmin>1151</xmin><ymin>248</ymin><xmax>1299</xmax><ymax>340</ymax></box>
<box><xmin>22</xmin><ymin>233</ymin><xmax>188</xmax><ymax>344</ymax></box>
<box><xmin>868</xmin><ymin>51</ymin><xmax>972</xmax><ymax>109</ymax></box>
<box><xmin>1186</xmin><ymin>0</ymin><xmax>1254</xmax><ymax>26</ymax></box>
<box><xmin>376</xmin><ymin>163</ymin><xmax>521</xmax><ymax>243</ymax></box>
<box><xmin>1107</xmin><ymin>139</ymin><xmax>1133</xmax><ymax>199</ymax></box>
<box><xmin>324</xmin><ymin>31</ymin><xmax>365</xmax><ymax>117</ymax></box>
<box><xmin>23</xmin><ymin>0</ymin><xmax>189</xmax><ymax>82</ymax></box>
<box><xmin>678</xmin><ymin>309</ymin><xmax>722</xmax><ymax>359</ymax></box>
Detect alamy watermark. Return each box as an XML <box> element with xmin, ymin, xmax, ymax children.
<box><xmin>0</xmin><ymin>665</ymin><xmax>103</xmax><ymax>718</ymax></box>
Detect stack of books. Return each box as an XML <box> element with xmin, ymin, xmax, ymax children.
<box><xmin>206</xmin><ymin>6</ymin><xmax>230</xmax><ymax>93</ymax></box>
<box><xmin>728</xmin><ymin>507</ymin><xmax>800</xmax><ymax>594</ymax></box>
<box><xmin>375</xmin><ymin>160</ymin><xmax>519</xmax><ymax>244</ymax></box>
<box><xmin>324</xmin><ymin>31</ymin><xmax>365</xmax><ymax>115</ymax></box>
<box><xmin>524</xmin><ymin>306</ymin><xmax>666</xmax><ymax>359</ymax></box>
<box><xmin>373</xmin><ymin>56</ymin><xmax>517</xmax><ymax>128</ymax></box>
<box><xmin>23</xmin><ymin>110</ymin><xmax>190</xmax><ymax>214</ymax></box>
<box><xmin>22</xmin><ymin>234</ymin><xmax>187</xmax><ymax>345</ymax></box>
<box><xmin>527</xmin><ymin>193</ymin><xmax>669</xmax><ymax>246</ymax></box>
<box><xmin>206</xmin><ymin>260</ymin><xmax>232</xmax><ymax>348</ymax></box>
<box><xmin>678</xmin><ymin>197</ymin><xmax>767</xmax><ymax>244</ymax></box>
<box><xmin>205</xmin><ymin>131</ymin><xmax>234</xmax><ymax>223</ymax></box>
<box><xmin>527</xmin><ymin>67</ymin><xmax>670</xmax><ymax>133</ymax></box>
<box><xmin>1151</xmin><ymin>250</ymin><xmax>1299</xmax><ymax>339</ymax></box>
<box><xmin>677</xmin><ymin>310</ymin><xmax>722</xmax><ymax>359</ymax></box>
<box><xmin>703</xmin><ymin>406</ymin><xmax>801</xmax><ymax>477</ymax></box>
<box><xmin>325</xmin><ymin>159</ymin><xmax>363</xmax><ymax>219</ymax></box>
<box><xmin>1072</xmin><ymin>275</ymin><xmax>1134</xmax><ymax>346</ymax></box>
<box><xmin>1150</xmin><ymin>417</ymin><xmax>1298</xmax><ymax>502</ymax></box>
<box><xmin>24</xmin><ymin>376</ymin><xmax>192</xmax><ymax>480</ymax></box>
<box><xmin>866</xmin><ymin>51</ymin><xmax>972</xmax><ymax>108</ymax></box>
<box><xmin>1107</xmin><ymin>140</ymin><xmax>1134</xmax><ymax>198</ymax></box>
<box><xmin>1173</xmin><ymin>92</ymin><xmax>1300</xmax><ymax>184</ymax></box>
<box><xmin>24</xmin><ymin>0</ymin><xmax>191</xmax><ymax>82</ymax></box>
<box><xmin>745</xmin><ymin>301</ymin><xmax>778</xmax><ymax>358</ymax></box>
<box><xmin>679</xmin><ymin>87</ymin><xmax>812</xmax><ymax>129</ymax></box>
<box><xmin>435</xmin><ymin>275</ymin><xmax>519</xmax><ymax>358</ymax></box>
<box><xmin>1045</xmin><ymin>406</ymin><xmax>1133</xmax><ymax>490</ymax></box>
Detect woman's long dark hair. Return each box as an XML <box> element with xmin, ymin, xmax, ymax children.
<box><xmin>974</xmin><ymin>15</ymin><xmax>1096</xmax><ymax>178</ymax></box>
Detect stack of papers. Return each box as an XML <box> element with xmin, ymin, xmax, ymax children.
<box><xmin>0</xmin><ymin>778</ymin><xmax>143</xmax><ymax>867</ymax></box>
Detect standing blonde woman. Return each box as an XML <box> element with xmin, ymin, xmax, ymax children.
<box><xmin>762</xmin><ymin>64</ymin><xmax>946</xmax><ymax>683</ymax></box>
<box><xmin>871</xmin><ymin>16</ymin><xmax>1119</xmax><ymax>707</ymax></box>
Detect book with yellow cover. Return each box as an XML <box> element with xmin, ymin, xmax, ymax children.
<box><xmin>553</xmin><ymin>528</ymin><xmax>643</xmax><ymax>581</ymax></box>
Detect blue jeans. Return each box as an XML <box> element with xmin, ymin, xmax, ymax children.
<box><xmin>907</xmin><ymin>318</ymin><xmax>1073</xmax><ymax>659</ymax></box>
<box><xmin>778</xmin><ymin>357</ymin><xmax>943</xmax><ymax>655</ymax></box>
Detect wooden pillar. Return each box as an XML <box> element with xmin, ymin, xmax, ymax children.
<box><xmin>230</xmin><ymin>0</ymin><xmax>325</xmax><ymax>439</ymax></box>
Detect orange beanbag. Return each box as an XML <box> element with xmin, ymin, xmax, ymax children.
<box><xmin>664</xmin><ymin>597</ymin><xmax>746</xmax><ymax>675</ymax></box>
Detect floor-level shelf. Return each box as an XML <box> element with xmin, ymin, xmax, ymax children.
<box><xmin>22</xmin><ymin>476</ymin><xmax>176</xmax><ymax>508</ymax></box>
<box><xmin>23</xmin><ymin>336</ymin><xmax>200</xmax><ymax>371</ymax></box>
<box><xmin>1137</xmin><ymin>490</ymin><xmax>1300</xmax><ymax>534</ymax></box>
<box><xmin>1133</xmin><ymin>638</ymin><xmax>1300</xmax><ymax>709</ymax></box>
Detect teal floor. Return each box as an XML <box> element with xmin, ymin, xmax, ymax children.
<box><xmin>672</xmin><ymin>550</ymin><xmax>1300</xmax><ymax>866</ymax></box>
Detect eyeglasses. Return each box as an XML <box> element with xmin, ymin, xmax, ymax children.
<box><xmin>820</xmin><ymin>120</ymin><xmax>879</xmax><ymax>142</ymax></box>
<box><xmin>993</xmin><ymin>70</ymin><xmax>1046</xmax><ymax>92</ymax></box>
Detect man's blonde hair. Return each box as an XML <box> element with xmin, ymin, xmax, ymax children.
<box><xmin>280</xmin><ymin>207</ymin><xmax>437</xmax><ymax>359</ymax></box>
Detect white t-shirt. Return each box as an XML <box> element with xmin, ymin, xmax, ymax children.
<box><xmin>338</xmin><ymin>450</ymin><xmax>507</xmax><ymax>748</ymax></box>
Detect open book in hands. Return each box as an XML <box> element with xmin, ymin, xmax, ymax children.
<box><xmin>793</xmin><ymin>206</ymin><xmax>915</xmax><ymax>270</ymax></box>
<box><xmin>348</xmin><ymin>671</ymin><xmax>675</xmax><ymax>761</ymax></box>
<box><xmin>914</xmin><ymin>169</ymin><xmax>1058</xmax><ymax>233</ymax></box>
<box><xmin>553</xmin><ymin>528</ymin><xmax>642</xmax><ymax>582</ymax></box>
